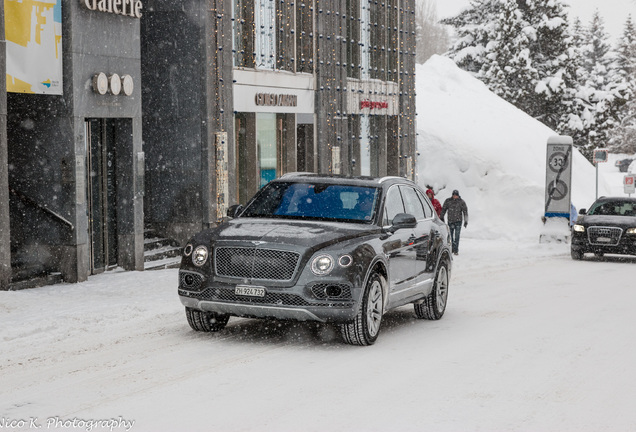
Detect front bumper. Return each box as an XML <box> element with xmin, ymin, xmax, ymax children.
<box><xmin>178</xmin><ymin>271</ymin><xmax>361</xmax><ymax>323</ymax></box>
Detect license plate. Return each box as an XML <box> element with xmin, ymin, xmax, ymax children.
<box><xmin>235</xmin><ymin>285</ymin><xmax>266</xmax><ymax>297</ymax></box>
<box><xmin>596</xmin><ymin>237</ymin><xmax>611</xmax><ymax>243</ymax></box>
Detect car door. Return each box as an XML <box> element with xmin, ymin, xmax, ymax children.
<box><xmin>399</xmin><ymin>185</ymin><xmax>437</xmax><ymax>295</ymax></box>
<box><xmin>381</xmin><ymin>185</ymin><xmax>418</xmax><ymax>298</ymax></box>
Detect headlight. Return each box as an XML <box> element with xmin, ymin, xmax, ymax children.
<box><xmin>192</xmin><ymin>246</ymin><xmax>209</xmax><ymax>267</ymax></box>
<box><xmin>627</xmin><ymin>228</ymin><xmax>636</xmax><ymax>235</ymax></box>
<box><xmin>573</xmin><ymin>224</ymin><xmax>585</xmax><ymax>233</ymax></box>
<box><xmin>311</xmin><ymin>254</ymin><xmax>334</xmax><ymax>275</ymax></box>
<box><xmin>183</xmin><ymin>244</ymin><xmax>193</xmax><ymax>256</ymax></box>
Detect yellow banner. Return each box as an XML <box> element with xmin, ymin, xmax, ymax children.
<box><xmin>5</xmin><ymin>0</ymin><xmax>63</xmax><ymax>94</ymax></box>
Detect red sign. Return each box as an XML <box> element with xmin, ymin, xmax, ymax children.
<box><xmin>360</xmin><ymin>100</ymin><xmax>388</xmax><ymax>110</ymax></box>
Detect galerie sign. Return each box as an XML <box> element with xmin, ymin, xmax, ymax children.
<box><xmin>83</xmin><ymin>0</ymin><xmax>143</xmax><ymax>18</ymax></box>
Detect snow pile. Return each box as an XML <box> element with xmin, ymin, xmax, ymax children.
<box><xmin>415</xmin><ymin>55</ymin><xmax>611</xmax><ymax>241</ymax></box>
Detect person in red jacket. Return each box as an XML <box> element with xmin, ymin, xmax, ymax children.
<box><xmin>426</xmin><ymin>188</ymin><xmax>443</xmax><ymax>218</ymax></box>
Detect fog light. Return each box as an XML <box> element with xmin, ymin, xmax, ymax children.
<box><xmin>325</xmin><ymin>285</ymin><xmax>343</xmax><ymax>297</ymax></box>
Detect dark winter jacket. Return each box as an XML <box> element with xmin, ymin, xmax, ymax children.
<box><xmin>441</xmin><ymin>195</ymin><xmax>468</xmax><ymax>225</ymax></box>
<box><xmin>426</xmin><ymin>189</ymin><xmax>443</xmax><ymax>218</ymax></box>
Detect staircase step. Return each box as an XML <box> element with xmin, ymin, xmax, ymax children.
<box><xmin>144</xmin><ymin>256</ymin><xmax>182</xmax><ymax>270</ymax></box>
<box><xmin>9</xmin><ymin>272</ymin><xmax>64</xmax><ymax>291</ymax></box>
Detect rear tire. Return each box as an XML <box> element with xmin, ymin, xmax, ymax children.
<box><xmin>340</xmin><ymin>273</ymin><xmax>384</xmax><ymax>346</ymax></box>
<box><xmin>414</xmin><ymin>261</ymin><xmax>449</xmax><ymax>320</ymax></box>
<box><xmin>186</xmin><ymin>307</ymin><xmax>229</xmax><ymax>332</ymax></box>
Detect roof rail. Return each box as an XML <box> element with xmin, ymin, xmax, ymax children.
<box><xmin>279</xmin><ymin>172</ymin><xmax>315</xmax><ymax>178</ymax></box>
<box><xmin>378</xmin><ymin>175</ymin><xmax>410</xmax><ymax>183</ymax></box>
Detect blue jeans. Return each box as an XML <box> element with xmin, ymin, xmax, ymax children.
<box><xmin>449</xmin><ymin>221</ymin><xmax>462</xmax><ymax>254</ymax></box>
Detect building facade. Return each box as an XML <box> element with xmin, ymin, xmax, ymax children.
<box><xmin>142</xmin><ymin>0</ymin><xmax>417</xmax><ymax>245</ymax></box>
<box><xmin>0</xmin><ymin>0</ymin><xmax>416</xmax><ymax>290</ymax></box>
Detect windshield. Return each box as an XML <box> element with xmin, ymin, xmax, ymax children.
<box><xmin>588</xmin><ymin>201</ymin><xmax>636</xmax><ymax>216</ymax></box>
<box><xmin>241</xmin><ymin>182</ymin><xmax>380</xmax><ymax>223</ymax></box>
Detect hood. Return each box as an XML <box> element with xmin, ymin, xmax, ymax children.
<box><xmin>581</xmin><ymin>214</ymin><xmax>636</xmax><ymax>227</ymax></box>
<box><xmin>193</xmin><ymin>218</ymin><xmax>379</xmax><ymax>250</ymax></box>
<box><xmin>426</xmin><ymin>189</ymin><xmax>435</xmax><ymax>199</ymax></box>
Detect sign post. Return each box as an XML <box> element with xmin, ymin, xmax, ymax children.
<box><xmin>542</xmin><ymin>136</ymin><xmax>573</xmax><ymax>243</ymax></box>
<box><xmin>625</xmin><ymin>174</ymin><xmax>636</xmax><ymax>197</ymax></box>
<box><xmin>545</xmin><ymin>136</ymin><xmax>573</xmax><ymax>219</ymax></box>
<box><xmin>593</xmin><ymin>149</ymin><xmax>608</xmax><ymax>199</ymax></box>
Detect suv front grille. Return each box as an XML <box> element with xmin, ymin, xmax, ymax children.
<box><xmin>588</xmin><ymin>226</ymin><xmax>623</xmax><ymax>246</ymax></box>
<box><xmin>215</xmin><ymin>247</ymin><xmax>300</xmax><ymax>281</ymax></box>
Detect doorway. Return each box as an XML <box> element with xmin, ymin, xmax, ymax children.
<box><xmin>85</xmin><ymin>119</ymin><xmax>118</xmax><ymax>274</ymax></box>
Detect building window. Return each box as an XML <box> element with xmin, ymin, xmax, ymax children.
<box><xmin>296</xmin><ymin>1</ymin><xmax>314</xmax><ymax>73</ymax></box>
<box><xmin>256</xmin><ymin>0</ymin><xmax>276</xmax><ymax>69</ymax></box>
<box><xmin>233</xmin><ymin>0</ymin><xmax>255</xmax><ymax>68</ymax></box>
<box><xmin>346</xmin><ymin>0</ymin><xmax>359</xmax><ymax>79</ymax></box>
<box><xmin>369</xmin><ymin>1</ymin><xmax>387</xmax><ymax>81</ymax></box>
<box><xmin>359</xmin><ymin>0</ymin><xmax>370</xmax><ymax>79</ymax></box>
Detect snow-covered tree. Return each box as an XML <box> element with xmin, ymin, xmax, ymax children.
<box><xmin>415</xmin><ymin>0</ymin><xmax>451</xmax><ymax>64</ymax></box>
<box><xmin>609</xmin><ymin>15</ymin><xmax>636</xmax><ymax>154</ymax></box>
<box><xmin>442</xmin><ymin>0</ymin><xmax>631</xmax><ymax>161</ymax></box>
<box><xmin>441</xmin><ymin>0</ymin><xmax>502</xmax><ymax>73</ymax></box>
<box><xmin>573</xmin><ymin>11</ymin><xmax>630</xmax><ymax>157</ymax></box>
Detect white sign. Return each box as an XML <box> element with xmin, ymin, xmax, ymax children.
<box><xmin>545</xmin><ymin>136</ymin><xmax>573</xmax><ymax>217</ymax></box>
<box><xmin>625</xmin><ymin>174</ymin><xmax>636</xmax><ymax>195</ymax></box>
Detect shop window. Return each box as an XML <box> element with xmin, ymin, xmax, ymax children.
<box><xmin>257</xmin><ymin>113</ymin><xmax>277</xmax><ymax>186</ymax></box>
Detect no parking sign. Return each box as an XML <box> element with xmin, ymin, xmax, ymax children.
<box><xmin>625</xmin><ymin>174</ymin><xmax>636</xmax><ymax>195</ymax></box>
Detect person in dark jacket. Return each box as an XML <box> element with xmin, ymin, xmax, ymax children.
<box><xmin>426</xmin><ymin>188</ymin><xmax>443</xmax><ymax>218</ymax></box>
<box><xmin>441</xmin><ymin>189</ymin><xmax>468</xmax><ymax>255</ymax></box>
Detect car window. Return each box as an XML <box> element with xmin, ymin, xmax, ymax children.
<box><xmin>589</xmin><ymin>201</ymin><xmax>636</xmax><ymax>216</ymax></box>
<box><xmin>416</xmin><ymin>190</ymin><xmax>434</xmax><ymax>219</ymax></box>
<box><xmin>382</xmin><ymin>186</ymin><xmax>405</xmax><ymax>226</ymax></box>
<box><xmin>400</xmin><ymin>186</ymin><xmax>426</xmax><ymax>220</ymax></box>
<box><xmin>241</xmin><ymin>182</ymin><xmax>379</xmax><ymax>222</ymax></box>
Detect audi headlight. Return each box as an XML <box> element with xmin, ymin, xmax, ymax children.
<box><xmin>627</xmin><ymin>228</ymin><xmax>636</xmax><ymax>235</ymax></box>
<box><xmin>573</xmin><ymin>224</ymin><xmax>585</xmax><ymax>233</ymax></box>
<box><xmin>192</xmin><ymin>246</ymin><xmax>209</xmax><ymax>267</ymax></box>
<box><xmin>311</xmin><ymin>254</ymin><xmax>334</xmax><ymax>275</ymax></box>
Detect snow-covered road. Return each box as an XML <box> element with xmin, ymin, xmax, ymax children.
<box><xmin>2</xmin><ymin>239</ymin><xmax>635</xmax><ymax>432</ymax></box>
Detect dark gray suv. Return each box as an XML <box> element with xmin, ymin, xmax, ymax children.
<box><xmin>178</xmin><ymin>174</ymin><xmax>453</xmax><ymax>345</ymax></box>
<box><xmin>571</xmin><ymin>197</ymin><xmax>636</xmax><ymax>260</ymax></box>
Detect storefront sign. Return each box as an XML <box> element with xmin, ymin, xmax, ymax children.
<box><xmin>255</xmin><ymin>93</ymin><xmax>298</xmax><ymax>107</ymax></box>
<box><xmin>83</xmin><ymin>0</ymin><xmax>143</xmax><ymax>18</ymax></box>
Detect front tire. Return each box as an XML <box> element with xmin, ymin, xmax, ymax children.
<box><xmin>415</xmin><ymin>261</ymin><xmax>449</xmax><ymax>320</ymax></box>
<box><xmin>186</xmin><ymin>307</ymin><xmax>229</xmax><ymax>332</ymax></box>
<box><xmin>571</xmin><ymin>248</ymin><xmax>583</xmax><ymax>260</ymax></box>
<box><xmin>340</xmin><ymin>273</ymin><xmax>384</xmax><ymax>346</ymax></box>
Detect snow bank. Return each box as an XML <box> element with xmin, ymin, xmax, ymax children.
<box><xmin>415</xmin><ymin>55</ymin><xmax>610</xmax><ymax>241</ymax></box>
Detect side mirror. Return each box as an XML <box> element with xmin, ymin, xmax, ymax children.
<box><xmin>579</xmin><ymin>208</ymin><xmax>587</xmax><ymax>215</ymax></box>
<box><xmin>227</xmin><ymin>204</ymin><xmax>244</xmax><ymax>218</ymax></box>
<box><xmin>389</xmin><ymin>213</ymin><xmax>417</xmax><ymax>232</ymax></box>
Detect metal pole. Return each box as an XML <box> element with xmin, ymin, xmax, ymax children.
<box><xmin>595</xmin><ymin>162</ymin><xmax>598</xmax><ymax>200</ymax></box>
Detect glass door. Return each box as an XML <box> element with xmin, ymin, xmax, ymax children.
<box><xmin>85</xmin><ymin>119</ymin><xmax>118</xmax><ymax>274</ymax></box>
